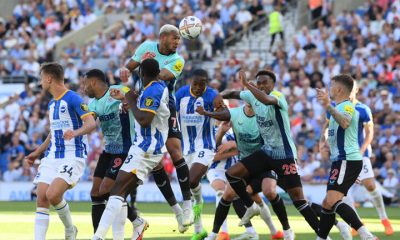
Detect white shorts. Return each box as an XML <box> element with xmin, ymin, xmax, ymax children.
<box><xmin>33</xmin><ymin>157</ymin><xmax>85</xmax><ymax>188</ymax></box>
<box><xmin>120</xmin><ymin>145</ymin><xmax>163</xmax><ymax>185</ymax></box>
<box><xmin>207</xmin><ymin>168</ymin><xmax>227</xmax><ymax>184</ymax></box>
<box><xmin>185</xmin><ymin>149</ymin><xmax>215</xmax><ymax>168</ymax></box>
<box><xmin>358</xmin><ymin>156</ymin><xmax>374</xmax><ymax>181</ymax></box>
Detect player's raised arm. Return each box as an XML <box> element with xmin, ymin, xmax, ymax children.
<box><xmin>239</xmin><ymin>70</ymin><xmax>278</xmax><ymax>106</ymax></box>
<box><xmin>317</xmin><ymin>88</ymin><xmax>352</xmax><ymax>129</ymax></box>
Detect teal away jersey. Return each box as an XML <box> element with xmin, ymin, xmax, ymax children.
<box><xmin>229</xmin><ymin>106</ymin><xmax>263</xmax><ymax>159</ymax></box>
<box><xmin>88</xmin><ymin>85</ymin><xmax>135</xmax><ymax>154</ymax></box>
<box><xmin>327</xmin><ymin>100</ymin><xmax>362</xmax><ymax>161</ymax></box>
<box><xmin>240</xmin><ymin>90</ymin><xmax>297</xmax><ymax>160</ymax></box>
<box><xmin>131</xmin><ymin>41</ymin><xmax>185</xmax><ymax>93</ymax></box>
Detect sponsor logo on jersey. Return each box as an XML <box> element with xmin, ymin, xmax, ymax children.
<box><xmin>60</xmin><ymin>105</ymin><xmax>66</xmax><ymax>113</ymax></box>
<box><xmin>173</xmin><ymin>59</ymin><xmax>183</xmax><ymax>73</ymax></box>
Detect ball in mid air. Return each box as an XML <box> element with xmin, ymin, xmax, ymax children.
<box><xmin>179</xmin><ymin>16</ymin><xmax>202</xmax><ymax>40</ymax></box>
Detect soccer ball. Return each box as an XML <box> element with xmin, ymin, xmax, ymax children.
<box><xmin>179</xmin><ymin>16</ymin><xmax>202</xmax><ymax>40</ymax></box>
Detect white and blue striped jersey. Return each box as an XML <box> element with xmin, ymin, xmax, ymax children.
<box><xmin>209</xmin><ymin>130</ymin><xmax>239</xmax><ymax>170</ymax></box>
<box><xmin>135</xmin><ymin>81</ymin><xmax>170</xmax><ymax>155</ymax></box>
<box><xmin>355</xmin><ymin>101</ymin><xmax>373</xmax><ymax>157</ymax></box>
<box><xmin>176</xmin><ymin>85</ymin><xmax>218</xmax><ymax>155</ymax></box>
<box><xmin>45</xmin><ymin>90</ymin><xmax>93</xmax><ymax>159</ymax></box>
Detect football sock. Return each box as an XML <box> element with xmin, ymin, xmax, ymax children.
<box><xmin>171</xmin><ymin>203</ymin><xmax>183</xmax><ymax>216</ymax></box>
<box><xmin>191</xmin><ymin>184</ymin><xmax>203</xmax><ymax>204</ymax></box>
<box><xmin>334</xmin><ymin>200</ymin><xmax>363</xmax><ymax>230</ymax></box>
<box><xmin>232</xmin><ymin>198</ymin><xmax>253</xmax><ymax>228</ymax></box>
<box><xmin>226</xmin><ymin>172</ymin><xmax>253</xmax><ymax>207</ymax></box>
<box><xmin>112</xmin><ymin>202</ymin><xmax>127</xmax><ymax>240</ymax></box>
<box><xmin>369</xmin><ymin>188</ymin><xmax>388</xmax><ymax>220</ymax></box>
<box><xmin>318</xmin><ymin>208</ymin><xmax>336</xmax><ymax>239</ymax></box>
<box><xmin>357</xmin><ymin>225</ymin><xmax>374</xmax><ymax>238</ymax></box>
<box><xmin>216</xmin><ymin>191</ymin><xmax>228</xmax><ymax>233</ymax></box>
<box><xmin>91</xmin><ymin>195</ymin><xmax>107</xmax><ymax>232</ymax></box>
<box><xmin>54</xmin><ymin>199</ymin><xmax>73</xmax><ymax>231</ymax></box>
<box><xmin>127</xmin><ymin>204</ymin><xmax>137</xmax><ymax>222</ymax></box>
<box><xmin>258</xmin><ymin>201</ymin><xmax>277</xmax><ymax>235</ymax></box>
<box><xmin>152</xmin><ymin>167</ymin><xmax>177</xmax><ymax>206</ymax></box>
<box><xmin>310</xmin><ymin>202</ymin><xmax>338</xmax><ymax>225</ymax></box>
<box><xmin>35</xmin><ymin>207</ymin><xmax>49</xmax><ymax>240</ymax></box>
<box><xmin>212</xmin><ymin>198</ymin><xmax>231</xmax><ymax>233</ymax></box>
<box><xmin>270</xmin><ymin>195</ymin><xmax>290</xmax><ymax>230</ymax></box>
<box><xmin>293</xmin><ymin>199</ymin><xmax>319</xmax><ymax>233</ymax></box>
<box><xmin>94</xmin><ymin>196</ymin><xmax>124</xmax><ymax>238</ymax></box>
<box><xmin>174</xmin><ymin>158</ymin><xmax>191</xmax><ymax>201</ymax></box>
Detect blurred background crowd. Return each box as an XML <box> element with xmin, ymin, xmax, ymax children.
<box><xmin>0</xmin><ymin>0</ymin><xmax>399</xmax><ymax>205</ymax></box>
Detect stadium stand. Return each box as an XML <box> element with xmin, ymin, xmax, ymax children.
<box><xmin>0</xmin><ymin>0</ymin><xmax>399</xmax><ymax>205</ymax></box>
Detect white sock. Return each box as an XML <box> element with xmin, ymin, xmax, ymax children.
<box><xmin>191</xmin><ymin>184</ymin><xmax>203</xmax><ymax>204</ymax></box>
<box><xmin>183</xmin><ymin>200</ymin><xmax>192</xmax><ymax>210</ymax></box>
<box><xmin>112</xmin><ymin>202</ymin><xmax>127</xmax><ymax>240</ymax></box>
<box><xmin>246</xmin><ymin>226</ymin><xmax>256</xmax><ymax>234</ymax></box>
<box><xmin>369</xmin><ymin>188</ymin><xmax>388</xmax><ymax>220</ymax></box>
<box><xmin>94</xmin><ymin>195</ymin><xmax>124</xmax><ymax>238</ymax></box>
<box><xmin>357</xmin><ymin>225</ymin><xmax>373</xmax><ymax>238</ymax></box>
<box><xmin>35</xmin><ymin>208</ymin><xmax>49</xmax><ymax>240</ymax></box>
<box><xmin>194</xmin><ymin>215</ymin><xmax>203</xmax><ymax>233</ymax></box>
<box><xmin>171</xmin><ymin>203</ymin><xmax>183</xmax><ymax>216</ymax></box>
<box><xmin>54</xmin><ymin>199</ymin><xmax>73</xmax><ymax>231</ymax></box>
<box><xmin>258</xmin><ymin>201</ymin><xmax>277</xmax><ymax>235</ymax></box>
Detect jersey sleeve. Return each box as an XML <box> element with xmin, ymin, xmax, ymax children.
<box><xmin>360</xmin><ymin>105</ymin><xmax>373</xmax><ymax>125</ymax></box>
<box><xmin>270</xmin><ymin>91</ymin><xmax>288</xmax><ymax>110</ymax></box>
<box><xmin>70</xmin><ymin>94</ymin><xmax>94</xmax><ymax>119</ymax></box>
<box><xmin>131</xmin><ymin>41</ymin><xmax>151</xmax><ymax>63</ymax></box>
<box><xmin>240</xmin><ymin>90</ymin><xmax>254</xmax><ymax>104</ymax></box>
<box><xmin>87</xmin><ymin>99</ymin><xmax>97</xmax><ymax>117</ymax></box>
<box><xmin>164</xmin><ymin>56</ymin><xmax>185</xmax><ymax>79</ymax></box>
<box><xmin>111</xmin><ymin>84</ymin><xmax>130</xmax><ymax>94</ymax></box>
<box><xmin>339</xmin><ymin>102</ymin><xmax>356</xmax><ymax>119</ymax></box>
<box><xmin>139</xmin><ymin>84</ymin><xmax>163</xmax><ymax>114</ymax></box>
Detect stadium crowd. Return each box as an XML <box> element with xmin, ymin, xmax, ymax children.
<box><xmin>0</xmin><ymin>0</ymin><xmax>399</xmax><ymax>203</ymax></box>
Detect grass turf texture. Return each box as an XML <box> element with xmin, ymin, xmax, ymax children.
<box><xmin>0</xmin><ymin>201</ymin><xmax>398</xmax><ymax>240</ymax></box>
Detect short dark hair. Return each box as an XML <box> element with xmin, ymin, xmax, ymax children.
<box><xmin>256</xmin><ymin>70</ymin><xmax>276</xmax><ymax>83</ymax></box>
<box><xmin>192</xmin><ymin>69</ymin><xmax>209</xmax><ymax>80</ymax></box>
<box><xmin>40</xmin><ymin>62</ymin><xmax>64</xmax><ymax>81</ymax></box>
<box><xmin>141</xmin><ymin>58</ymin><xmax>160</xmax><ymax>78</ymax></box>
<box><xmin>84</xmin><ymin>69</ymin><xmax>108</xmax><ymax>84</ymax></box>
<box><xmin>332</xmin><ymin>74</ymin><xmax>354</xmax><ymax>92</ymax></box>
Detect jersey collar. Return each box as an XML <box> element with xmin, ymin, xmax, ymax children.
<box><xmin>144</xmin><ymin>81</ymin><xmax>157</xmax><ymax>90</ymax></box>
<box><xmin>189</xmin><ymin>86</ymin><xmax>207</xmax><ymax>98</ymax></box>
<box><xmin>55</xmin><ymin>90</ymin><xmax>69</xmax><ymax>100</ymax></box>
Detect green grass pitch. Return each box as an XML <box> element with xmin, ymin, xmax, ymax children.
<box><xmin>0</xmin><ymin>201</ymin><xmax>398</xmax><ymax>239</ymax></box>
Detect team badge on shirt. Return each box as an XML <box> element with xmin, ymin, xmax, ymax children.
<box><xmin>344</xmin><ymin>105</ymin><xmax>354</xmax><ymax>116</ymax></box>
<box><xmin>145</xmin><ymin>97</ymin><xmax>154</xmax><ymax>107</ymax></box>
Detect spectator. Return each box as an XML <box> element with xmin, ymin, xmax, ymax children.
<box><xmin>64</xmin><ymin>59</ymin><xmax>79</xmax><ymax>84</ymax></box>
<box><xmin>269</xmin><ymin>5</ymin><xmax>284</xmax><ymax>50</ymax></box>
<box><xmin>383</xmin><ymin>169</ymin><xmax>399</xmax><ymax>193</ymax></box>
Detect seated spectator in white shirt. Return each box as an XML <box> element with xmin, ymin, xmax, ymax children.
<box><xmin>64</xmin><ymin>59</ymin><xmax>79</xmax><ymax>85</ymax></box>
<box><xmin>383</xmin><ymin>169</ymin><xmax>399</xmax><ymax>191</ymax></box>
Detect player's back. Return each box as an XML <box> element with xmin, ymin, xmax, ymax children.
<box><xmin>46</xmin><ymin>90</ymin><xmax>92</xmax><ymax>159</ymax></box>
<box><xmin>88</xmin><ymin>85</ymin><xmax>135</xmax><ymax>155</ymax></box>
<box><xmin>135</xmin><ymin>81</ymin><xmax>170</xmax><ymax>155</ymax></box>
<box><xmin>176</xmin><ymin>85</ymin><xmax>218</xmax><ymax>155</ymax></box>
<box><xmin>229</xmin><ymin>106</ymin><xmax>263</xmax><ymax>159</ymax></box>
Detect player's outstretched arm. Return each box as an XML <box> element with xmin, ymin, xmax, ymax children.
<box><xmin>221</xmin><ymin>89</ymin><xmax>241</xmax><ymax>100</ymax></box>
<box><xmin>239</xmin><ymin>71</ymin><xmax>278</xmax><ymax>106</ymax></box>
<box><xmin>25</xmin><ymin>133</ymin><xmax>51</xmax><ymax>166</ymax></box>
<box><xmin>195</xmin><ymin>94</ymin><xmax>230</xmax><ymax>121</ymax></box>
<box><xmin>125</xmin><ymin>90</ymin><xmax>155</xmax><ymax>128</ymax></box>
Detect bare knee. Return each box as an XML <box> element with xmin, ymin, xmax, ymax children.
<box><xmin>36</xmin><ymin>193</ymin><xmax>50</xmax><ymax>208</ymax></box>
<box><xmin>224</xmin><ymin>190</ymin><xmax>236</xmax><ymax>202</ymax></box>
<box><xmin>46</xmin><ymin>190</ymin><xmax>62</xmax><ymax>206</ymax></box>
<box><xmin>263</xmin><ymin>188</ymin><xmax>277</xmax><ymax>200</ymax></box>
<box><xmin>189</xmin><ymin>176</ymin><xmax>200</xmax><ymax>189</ymax></box>
<box><xmin>364</xmin><ymin>179</ymin><xmax>376</xmax><ymax>192</ymax></box>
<box><xmin>166</xmin><ymin>140</ymin><xmax>182</xmax><ymax>161</ymax></box>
